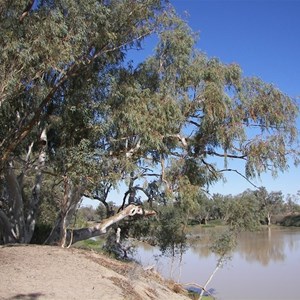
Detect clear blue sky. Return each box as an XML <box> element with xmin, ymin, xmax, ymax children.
<box><xmin>170</xmin><ymin>0</ymin><xmax>300</xmax><ymax>197</ymax></box>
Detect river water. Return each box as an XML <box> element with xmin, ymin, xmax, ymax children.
<box><xmin>134</xmin><ymin>226</ymin><xmax>300</xmax><ymax>300</ymax></box>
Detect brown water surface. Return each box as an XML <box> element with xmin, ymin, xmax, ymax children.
<box><xmin>135</xmin><ymin>226</ymin><xmax>300</xmax><ymax>300</ymax></box>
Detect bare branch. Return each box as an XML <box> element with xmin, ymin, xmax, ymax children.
<box><xmin>219</xmin><ymin>168</ymin><xmax>259</xmax><ymax>188</ymax></box>
<box><xmin>19</xmin><ymin>0</ymin><xmax>34</xmax><ymax>23</ymax></box>
<box><xmin>188</xmin><ymin>120</ymin><xmax>201</xmax><ymax>127</ymax></box>
<box><xmin>82</xmin><ymin>191</ymin><xmax>112</xmax><ymax>218</ymax></box>
<box><xmin>204</xmin><ymin>150</ymin><xmax>247</xmax><ymax>160</ymax></box>
<box><xmin>68</xmin><ymin>204</ymin><xmax>156</xmax><ymax>244</ymax></box>
<box><xmin>135</xmin><ymin>186</ymin><xmax>151</xmax><ymax>199</ymax></box>
<box><xmin>201</xmin><ymin>159</ymin><xmax>219</xmax><ymax>180</ymax></box>
<box><xmin>126</xmin><ymin>137</ymin><xmax>142</xmax><ymax>158</ymax></box>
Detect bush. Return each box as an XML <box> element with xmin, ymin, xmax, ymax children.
<box><xmin>280</xmin><ymin>214</ymin><xmax>300</xmax><ymax>227</ymax></box>
<box><xmin>155</xmin><ymin>205</ymin><xmax>187</xmax><ymax>256</ymax></box>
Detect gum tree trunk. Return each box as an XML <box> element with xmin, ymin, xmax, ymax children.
<box><xmin>0</xmin><ymin>129</ymin><xmax>47</xmax><ymax>244</ymax></box>
<box><xmin>46</xmin><ymin>204</ymin><xmax>156</xmax><ymax>247</ymax></box>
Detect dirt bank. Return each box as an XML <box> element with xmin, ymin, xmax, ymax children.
<box><xmin>0</xmin><ymin>245</ymin><xmax>190</xmax><ymax>300</ymax></box>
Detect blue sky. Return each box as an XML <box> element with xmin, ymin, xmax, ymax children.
<box><xmin>84</xmin><ymin>1</ymin><xmax>300</xmax><ymax>207</ymax></box>
<box><xmin>172</xmin><ymin>0</ymin><xmax>300</xmax><ymax>95</ymax></box>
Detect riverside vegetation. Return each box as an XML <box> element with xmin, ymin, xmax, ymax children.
<box><xmin>1</xmin><ymin>0</ymin><xmax>299</xmax><ymax>299</ymax></box>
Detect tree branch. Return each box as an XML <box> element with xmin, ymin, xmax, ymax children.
<box><xmin>25</xmin><ymin>128</ymin><xmax>48</xmax><ymax>242</ymax></box>
<box><xmin>204</xmin><ymin>150</ymin><xmax>247</xmax><ymax>160</ymax></box>
<box><xmin>165</xmin><ymin>134</ymin><xmax>188</xmax><ymax>147</ymax></box>
<box><xmin>19</xmin><ymin>0</ymin><xmax>34</xmax><ymax>23</ymax></box>
<box><xmin>82</xmin><ymin>192</ymin><xmax>111</xmax><ymax>218</ymax></box>
<box><xmin>0</xmin><ymin>210</ymin><xmax>17</xmax><ymax>243</ymax></box>
<box><xmin>219</xmin><ymin>168</ymin><xmax>259</xmax><ymax>188</ymax></box>
<box><xmin>201</xmin><ymin>159</ymin><xmax>220</xmax><ymax>180</ymax></box>
<box><xmin>69</xmin><ymin>204</ymin><xmax>156</xmax><ymax>244</ymax></box>
<box><xmin>0</xmin><ymin>26</ymin><xmax>155</xmax><ymax>169</ymax></box>
<box><xmin>5</xmin><ymin>163</ymin><xmax>25</xmax><ymax>242</ymax></box>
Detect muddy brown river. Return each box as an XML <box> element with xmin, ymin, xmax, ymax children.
<box><xmin>135</xmin><ymin>226</ymin><xmax>300</xmax><ymax>300</ymax></box>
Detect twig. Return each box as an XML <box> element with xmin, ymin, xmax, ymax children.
<box><xmin>219</xmin><ymin>168</ymin><xmax>259</xmax><ymax>188</ymax></box>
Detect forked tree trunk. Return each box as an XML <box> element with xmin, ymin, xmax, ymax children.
<box><xmin>45</xmin><ymin>180</ymin><xmax>83</xmax><ymax>246</ymax></box>
<box><xmin>0</xmin><ymin>129</ymin><xmax>47</xmax><ymax>245</ymax></box>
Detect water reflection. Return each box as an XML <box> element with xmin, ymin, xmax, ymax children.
<box><xmin>237</xmin><ymin>228</ymin><xmax>285</xmax><ymax>265</ymax></box>
<box><xmin>188</xmin><ymin>226</ymin><xmax>225</xmax><ymax>258</ymax></box>
<box><xmin>135</xmin><ymin>226</ymin><xmax>300</xmax><ymax>300</ymax></box>
<box><xmin>188</xmin><ymin>226</ymin><xmax>300</xmax><ymax>266</ymax></box>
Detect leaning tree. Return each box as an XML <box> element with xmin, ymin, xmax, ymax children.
<box><xmin>0</xmin><ymin>0</ymin><xmax>176</xmax><ymax>245</ymax></box>
<box><xmin>0</xmin><ymin>0</ymin><xmax>299</xmax><ymax>246</ymax></box>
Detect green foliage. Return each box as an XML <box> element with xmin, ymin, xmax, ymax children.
<box><xmin>285</xmin><ymin>194</ymin><xmax>300</xmax><ymax>214</ymax></box>
<box><xmin>96</xmin><ymin>203</ymin><xmax>108</xmax><ymax>221</ymax></box>
<box><xmin>209</xmin><ymin>229</ymin><xmax>237</xmax><ymax>257</ymax></box>
<box><xmin>225</xmin><ymin>190</ymin><xmax>262</xmax><ymax>231</ymax></box>
<box><xmin>0</xmin><ymin>0</ymin><xmax>299</xmax><ymax>247</ymax></box>
<box><xmin>128</xmin><ymin>216</ymin><xmax>154</xmax><ymax>241</ymax></box>
<box><xmin>280</xmin><ymin>214</ymin><xmax>300</xmax><ymax>227</ymax></box>
<box><xmin>187</xmin><ymin>192</ymin><xmax>212</xmax><ymax>224</ymax></box>
<box><xmin>36</xmin><ymin>184</ymin><xmax>60</xmax><ymax>226</ymax></box>
<box><xmin>254</xmin><ymin>187</ymin><xmax>284</xmax><ymax>222</ymax></box>
<box><xmin>155</xmin><ymin>205</ymin><xmax>187</xmax><ymax>256</ymax></box>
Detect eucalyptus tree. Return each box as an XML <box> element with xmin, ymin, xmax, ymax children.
<box><xmin>188</xmin><ymin>192</ymin><xmax>212</xmax><ymax>224</ymax></box>
<box><xmin>0</xmin><ymin>0</ymin><xmax>176</xmax><ymax>245</ymax></box>
<box><xmin>225</xmin><ymin>189</ymin><xmax>263</xmax><ymax>230</ymax></box>
<box><xmin>254</xmin><ymin>187</ymin><xmax>284</xmax><ymax>225</ymax></box>
<box><xmin>0</xmin><ymin>0</ymin><xmax>299</xmax><ymax>246</ymax></box>
<box><xmin>115</xmin><ymin>17</ymin><xmax>300</xmax><ymax>209</ymax></box>
<box><xmin>107</xmin><ymin>18</ymin><xmax>300</xmax><ymax>229</ymax></box>
<box><xmin>210</xmin><ymin>193</ymin><xmax>235</xmax><ymax>221</ymax></box>
<box><xmin>285</xmin><ymin>193</ymin><xmax>300</xmax><ymax>215</ymax></box>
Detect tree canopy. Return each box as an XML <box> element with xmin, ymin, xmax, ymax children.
<box><xmin>0</xmin><ymin>0</ymin><xmax>299</xmax><ymax>245</ymax></box>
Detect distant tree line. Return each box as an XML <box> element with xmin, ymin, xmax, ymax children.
<box><xmin>76</xmin><ymin>186</ymin><xmax>300</xmax><ymax>229</ymax></box>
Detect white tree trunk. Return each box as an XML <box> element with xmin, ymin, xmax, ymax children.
<box><xmin>0</xmin><ymin>210</ymin><xmax>17</xmax><ymax>243</ymax></box>
<box><xmin>5</xmin><ymin>163</ymin><xmax>25</xmax><ymax>243</ymax></box>
<box><xmin>267</xmin><ymin>213</ymin><xmax>271</xmax><ymax>226</ymax></box>
<box><xmin>199</xmin><ymin>255</ymin><xmax>224</xmax><ymax>300</ymax></box>
<box><xmin>0</xmin><ymin>129</ymin><xmax>48</xmax><ymax>244</ymax></box>
<box><xmin>65</xmin><ymin>205</ymin><xmax>156</xmax><ymax>245</ymax></box>
<box><xmin>25</xmin><ymin>128</ymin><xmax>48</xmax><ymax>242</ymax></box>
